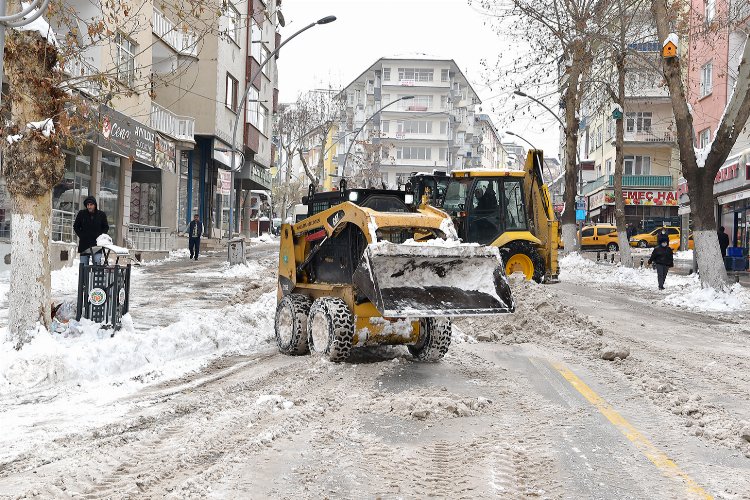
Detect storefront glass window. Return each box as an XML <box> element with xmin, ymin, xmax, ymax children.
<box><xmin>131</xmin><ymin>163</ymin><xmax>162</xmax><ymax>227</ymax></box>
<box><xmin>53</xmin><ymin>148</ymin><xmax>93</xmax><ymax>215</ymax></box>
<box><xmin>100</xmin><ymin>153</ymin><xmax>121</xmax><ymax>240</ymax></box>
<box><xmin>0</xmin><ymin>177</ymin><xmax>11</xmax><ymax>239</ymax></box>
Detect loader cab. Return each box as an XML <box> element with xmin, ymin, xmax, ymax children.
<box><xmin>408</xmin><ymin>171</ymin><xmax>449</xmax><ymax>207</ymax></box>
<box><xmin>443</xmin><ymin>174</ymin><xmax>528</xmax><ymax>245</ymax></box>
<box><xmin>304</xmin><ymin>187</ymin><xmax>414</xmax><ymax>216</ymax></box>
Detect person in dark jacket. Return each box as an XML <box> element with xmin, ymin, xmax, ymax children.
<box><xmin>187</xmin><ymin>213</ymin><xmax>203</xmax><ymax>260</ymax></box>
<box><xmin>648</xmin><ymin>239</ymin><xmax>674</xmax><ymax>290</ymax></box>
<box><xmin>73</xmin><ymin>195</ymin><xmax>109</xmax><ymax>265</ymax></box>
<box><xmin>718</xmin><ymin>226</ymin><xmax>730</xmax><ymax>259</ymax></box>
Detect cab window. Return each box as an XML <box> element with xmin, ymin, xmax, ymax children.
<box><xmin>667</xmin><ymin>227</ymin><xmax>680</xmax><ymax>235</ymax></box>
<box><xmin>503</xmin><ymin>180</ymin><xmax>527</xmax><ymax>231</ymax></box>
<box><xmin>582</xmin><ymin>228</ymin><xmax>595</xmax><ymax>237</ymax></box>
<box><xmin>443</xmin><ymin>179</ymin><xmax>472</xmax><ymax>211</ymax></box>
<box><xmin>597</xmin><ymin>227</ymin><xmax>615</xmax><ymax>236</ymax></box>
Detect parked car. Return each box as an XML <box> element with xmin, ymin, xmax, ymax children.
<box><xmin>559</xmin><ymin>224</ymin><xmax>621</xmax><ymax>252</ymax></box>
<box><xmin>629</xmin><ymin>226</ymin><xmax>681</xmax><ymax>248</ymax></box>
<box><xmin>669</xmin><ymin>232</ymin><xmax>694</xmax><ymax>252</ymax></box>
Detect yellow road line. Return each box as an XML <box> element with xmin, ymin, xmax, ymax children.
<box><xmin>552</xmin><ymin>362</ymin><xmax>713</xmax><ymax>500</ymax></box>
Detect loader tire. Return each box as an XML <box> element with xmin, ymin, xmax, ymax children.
<box><xmin>275</xmin><ymin>294</ymin><xmax>312</xmax><ymax>355</ymax></box>
<box><xmin>307</xmin><ymin>297</ymin><xmax>354</xmax><ymax>362</ymax></box>
<box><xmin>408</xmin><ymin>318</ymin><xmax>452</xmax><ymax>362</ymax></box>
<box><xmin>501</xmin><ymin>241</ymin><xmax>545</xmax><ymax>283</ymax></box>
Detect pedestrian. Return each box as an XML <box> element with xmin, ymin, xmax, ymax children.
<box><xmin>73</xmin><ymin>196</ymin><xmax>109</xmax><ymax>265</ymax></box>
<box><xmin>647</xmin><ymin>238</ymin><xmax>674</xmax><ymax>290</ymax></box>
<box><xmin>718</xmin><ymin>226</ymin><xmax>730</xmax><ymax>259</ymax></box>
<box><xmin>188</xmin><ymin>213</ymin><xmax>203</xmax><ymax>261</ymax></box>
<box><xmin>656</xmin><ymin>227</ymin><xmax>669</xmax><ymax>246</ymax></box>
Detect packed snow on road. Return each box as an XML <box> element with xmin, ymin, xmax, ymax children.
<box><xmin>0</xmin><ymin>242</ymin><xmax>749</xmax><ymax>498</ymax></box>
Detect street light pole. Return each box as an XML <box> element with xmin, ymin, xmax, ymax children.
<box><xmin>228</xmin><ymin>15</ymin><xmax>336</xmax><ymax>237</ymax></box>
<box><xmin>0</xmin><ymin>0</ymin><xmax>52</xmax><ymax>111</ymax></box>
<box><xmin>340</xmin><ymin>95</ymin><xmax>414</xmax><ymax>179</ymax></box>
<box><xmin>504</xmin><ymin>130</ymin><xmax>538</xmax><ymax>151</ymax></box>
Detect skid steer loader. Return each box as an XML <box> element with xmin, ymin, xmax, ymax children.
<box><xmin>275</xmin><ymin>183</ymin><xmax>514</xmax><ymax>363</ymax></box>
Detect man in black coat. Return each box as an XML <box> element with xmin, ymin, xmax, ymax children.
<box><xmin>73</xmin><ymin>195</ymin><xmax>109</xmax><ymax>265</ymax></box>
<box><xmin>187</xmin><ymin>213</ymin><xmax>203</xmax><ymax>260</ymax></box>
<box><xmin>718</xmin><ymin>226</ymin><xmax>730</xmax><ymax>259</ymax></box>
<box><xmin>648</xmin><ymin>239</ymin><xmax>674</xmax><ymax>290</ymax></box>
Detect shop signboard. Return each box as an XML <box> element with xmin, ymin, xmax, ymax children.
<box><xmin>588</xmin><ymin>189</ymin><xmax>677</xmax><ymax>207</ymax></box>
<box><xmin>97</xmin><ymin>105</ymin><xmax>155</xmax><ymax>167</ymax></box>
<box><xmin>154</xmin><ymin>134</ymin><xmax>176</xmax><ymax>173</ymax></box>
<box><xmin>218</xmin><ymin>170</ymin><xmax>232</xmax><ymax>196</ymax></box>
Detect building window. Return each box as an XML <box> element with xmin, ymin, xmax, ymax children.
<box><xmin>699</xmin><ymin>128</ymin><xmax>711</xmax><ymax>148</ymax></box>
<box><xmin>400</xmin><ymin>95</ymin><xmax>432</xmax><ymax>110</ymax></box>
<box><xmin>625</xmin><ymin>112</ymin><xmax>652</xmax><ymax>132</ymax></box>
<box><xmin>251</xmin><ymin>18</ymin><xmax>262</xmax><ymax>62</ymax></box>
<box><xmin>700</xmin><ymin>61</ymin><xmax>713</xmax><ymax>97</ymax></box>
<box><xmin>398</xmin><ymin>120</ymin><xmax>432</xmax><ymax>134</ymax></box>
<box><xmin>115</xmin><ymin>33</ymin><xmax>136</xmax><ymax>87</ymax></box>
<box><xmin>382</xmin><ymin>68</ymin><xmax>390</xmax><ymax>81</ymax></box>
<box><xmin>396</xmin><ymin>147</ymin><xmax>432</xmax><ymax>160</ymax></box>
<box><xmin>226</xmin><ymin>74</ymin><xmax>238</xmax><ymax>112</ymax></box>
<box><xmin>225</xmin><ymin>4</ymin><xmax>241</xmax><ymax>44</ymax></box>
<box><xmin>439</xmin><ymin>148</ymin><xmax>447</xmax><ymax>160</ymax></box>
<box><xmin>246</xmin><ymin>87</ymin><xmax>259</xmax><ymax>125</ymax></box>
<box><xmin>261</xmin><ymin>47</ymin><xmax>270</xmax><ymax>76</ymax></box>
<box><xmin>258</xmin><ymin>104</ymin><xmax>268</xmax><ymax>135</ymax></box>
<box><xmin>596</xmin><ymin>125</ymin><xmax>602</xmax><ymax>148</ymax></box>
<box><xmin>440</xmin><ymin>121</ymin><xmax>448</xmax><ymax>134</ymax></box>
<box><xmin>397</xmin><ymin>68</ymin><xmax>434</xmax><ymax>82</ymax></box>
<box><xmin>624</xmin><ymin>155</ymin><xmax>651</xmax><ymax>175</ymax></box>
<box><xmin>441</xmin><ymin>69</ymin><xmax>449</xmax><ymax>82</ymax></box>
<box><xmin>440</xmin><ymin>96</ymin><xmax>448</xmax><ymax>109</ymax></box>
<box><xmin>606</xmin><ymin>158</ymin><xmax>613</xmax><ymax>175</ymax></box>
<box><xmin>606</xmin><ymin>119</ymin><xmax>614</xmax><ymax>139</ymax></box>
<box><xmin>705</xmin><ymin>0</ymin><xmax>715</xmax><ymax>22</ymax></box>
<box><xmin>347</xmin><ymin>92</ymin><xmax>354</xmax><ymax>106</ymax></box>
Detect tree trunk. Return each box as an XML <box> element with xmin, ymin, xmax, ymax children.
<box><xmin>7</xmin><ymin>193</ymin><xmax>52</xmax><ymax>348</ymax></box>
<box><xmin>613</xmin><ymin>53</ymin><xmax>632</xmax><ymax>267</ymax></box>
<box><xmin>561</xmin><ymin>47</ymin><xmax>585</xmax><ymax>253</ymax></box>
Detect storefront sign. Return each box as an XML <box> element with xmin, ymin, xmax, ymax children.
<box><xmin>154</xmin><ymin>134</ymin><xmax>176</xmax><ymax>173</ymax></box>
<box><xmin>218</xmin><ymin>170</ymin><xmax>232</xmax><ymax>196</ymax></box>
<box><xmin>714</xmin><ymin>163</ymin><xmax>739</xmax><ymax>184</ymax></box>
<box><xmin>589</xmin><ymin>189</ymin><xmax>677</xmax><ymax>207</ymax></box>
<box><xmin>134</xmin><ymin>123</ymin><xmax>155</xmax><ymax>167</ymax></box>
<box><xmin>97</xmin><ymin>106</ymin><xmax>155</xmax><ymax>167</ymax></box>
<box><xmin>717</xmin><ymin>188</ymin><xmax>750</xmax><ymax>206</ymax></box>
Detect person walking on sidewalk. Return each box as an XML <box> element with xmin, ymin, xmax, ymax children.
<box><xmin>718</xmin><ymin>226</ymin><xmax>730</xmax><ymax>259</ymax></box>
<box><xmin>73</xmin><ymin>196</ymin><xmax>109</xmax><ymax>265</ymax></box>
<box><xmin>188</xmin><ymin>213</ymin><xmax>203</xmax><ymax>261</ymax></box>
<box><xmin>648</xmin><ymin>239</ymin><xmax>674</xmax><ymax>290</ymax></box>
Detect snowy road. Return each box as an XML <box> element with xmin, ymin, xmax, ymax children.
<box><xmin>1</xmin><ymin>243</ymin><xmax>749</xmax><ymax>499</ymax></box>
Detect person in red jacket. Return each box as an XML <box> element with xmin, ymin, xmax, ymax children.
<box><xmin>648</xmin><ymin>239</ymin><xmax>674</xmax><ymax>290</ymax></box>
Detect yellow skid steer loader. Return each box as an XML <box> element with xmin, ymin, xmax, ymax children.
<box><xmin>276</xmin><ymin>185</ymin><xmax>514</xmax><ymax>362</ymax></box>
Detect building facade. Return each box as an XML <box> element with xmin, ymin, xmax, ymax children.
<box><xmin>336</xmin><ymin>57</ymin><xmax>483</xmax><ymax>188</ymax></box>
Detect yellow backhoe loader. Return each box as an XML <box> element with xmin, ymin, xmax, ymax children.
<box><xmin>276</xmin><ymin>183</ymin><xmax>514</xmax><ymax>362</ymax></box>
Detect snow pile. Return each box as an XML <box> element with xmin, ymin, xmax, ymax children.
<box><xmin>202</xmin><ymin>260</ymin><xmax>265</xmax><ymax>279</ymax></box>
<box><xmin>675</xmin><ymin>249</ymin><xmax>694</xmax><ymax>261</ymax></box>
<box><xmin>559</xmin><ymin>252</ymin><xmax>750</xmax><ymax>312</ymax></box>
<box><xmin>250</xmin><ymin>233</ymin><xmax>276</xmax><ymax>243</ymax></box>
<box><xmin>138</xmin><ymin>248</ymin><xmax>191</xmax><ymax>266</ymax></box>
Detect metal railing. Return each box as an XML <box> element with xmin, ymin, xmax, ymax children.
<box><xmin>61</xmin><ymin>57</ymin><xmax>100</xmax><ymax>97</ymax></box>
<box><xmin>52</xmin><ymin>209</ymin><xmax>75</xmax><ymax>243</ymax></box>
<box><xmin>582</xmin><ymin>174</ymin><xmax>674</xmax><ymax>195</ymax></box>
<box><xmin>126</xmin><ymin>223</ymin><xmax>174</xmax><ymax>251</ymax></box>
<box><xmin>620</xmin><ymin>125</ymin><xmax>675</xmax><ymax>143</ymax></box>
<box><xmin>150</xmin><ymin>102</ymin><xmax>195</xmax><ymax>142</ymax></box>
<box><xmin>152</xmin><ymin>8</ymin><xmax>199</xmax><ymax>57</ymax></box>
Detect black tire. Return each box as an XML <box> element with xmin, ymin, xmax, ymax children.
<box><xmin>408</xmin><ymin>318</ymin><xmax>452</xmax><ymax>362</ymax></box>
<box><xmin>501</xmin><ymin>240</ymin><xmax>545</xmax><ymax>283</ymax></box>
<box><xmin>275</xmin><ymin>294</ymin><xmax>312</xmax><ymax>355</ymax></box>
<box><xmin>638</xmin><ymin>240</ymin><xmax>648</xmax><ymax>248</ymax></box>
<box><xmin>607</xmin><ymin>242</ymin><xmax>619</xmax><ymax>252</ymax></box>
<box><xmin>307</xmin><ymin>297</ymin><xmax>354</xmax><ymax>362</ymax></box>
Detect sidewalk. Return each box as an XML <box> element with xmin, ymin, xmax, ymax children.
<box><xmin>571</xmin><ymin>249</ymin><xmax>750</xmax><ymax>287</ymax></box>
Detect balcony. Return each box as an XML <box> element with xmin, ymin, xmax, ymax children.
<box><xmin>61</xmin><ymin>57</ymin><xmax>100</xmax><ymax>97</ymax></box>
<box><xmin>153</xmin><ymin>8</ymin><xmax>198</xmax><ymax>57</ymax></box>
<box><xmin>150</xmin><ymin>102</ymin><xmax>195</xmax><ymax>142</ymax></box>
<box><xmin>617</xmin><ymin>125</ymin><xmax>675</xmax><ymax>144</ymax></box>
<box><xmin>582</xmin><ymin>174</ymin><xmax>674</xmax><ymax>195</ymax></box>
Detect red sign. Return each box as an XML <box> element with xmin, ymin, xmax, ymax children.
<box><xmin>623</xmin><ymin>190</ymin><xmax>677</xmax><ymax>206</ymax></box>
<box><xmin>715</xmin><ymin>163</ymin><xmax>739</xmax><ymax>183</ymax></box>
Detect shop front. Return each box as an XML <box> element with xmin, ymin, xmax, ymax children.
<box><xmin>587</xmin><ymin>188</ymin><xmax>678</xmax><ymax>228</ymax></box>
<box><xmin>713</xmin><ymin>151</ymin><xmax>750</xmax><ymax>250</ymax></box>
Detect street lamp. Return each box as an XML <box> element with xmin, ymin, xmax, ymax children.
<box><xmin>228</xmin><ymin>15</ymin><xmax>337</xmax><ymax>236</ymax></box>
<box><xmin>340</xmin><ymin>95</ymin><xmax>415</xmax><ymax>178</ymax></box>
<box><xmin>504</xmin><ymin>130</ymin><xmax>538</xmax><ymax>151</ymax></box>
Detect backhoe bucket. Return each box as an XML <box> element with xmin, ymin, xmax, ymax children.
<box><xmin>352</xmin><ymin>243</ymin><xmax>515</xmax><ymax>318</ymax></box>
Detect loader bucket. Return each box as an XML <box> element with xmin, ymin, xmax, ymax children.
<box><xmin>352</xmin><ymin>242</ymin><xmax>515</xmax><ymax>318</ymax></box>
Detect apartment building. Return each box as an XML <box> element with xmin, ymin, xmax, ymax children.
<box><xmin>336</xmin><ymin>57</ymin><xmax>482</xmax><ymax>189</ymax></box>
<box><xmin>576</xmin><ymin>43</ymin><xmax>681</xmax><ymax>228</ymax></box>
<box><xmin>686</xmin><ymin>0</ymin><xmax>750</xmax><ymax>248</ymax></box>
<box><xmin>501</xmin><ymin>142</ymin><xmax>526</xmax><ymax>169</ymax></box>
<box><xmin>475</xmin><ymin>114</ymin><xmax>509</xmax><ymax>168</ymax></box>
<box><xmin>0</xmin><ymin>0</ymin><xmax>279</xmax><ymax>268</ymax></box>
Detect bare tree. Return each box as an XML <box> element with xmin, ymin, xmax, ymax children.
<box><xmin>651</xmin><ymin>0</ymin><xmax>750</xmax><ymax>290</ymax></box>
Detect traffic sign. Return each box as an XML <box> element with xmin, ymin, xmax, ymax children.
<box><xmin>576</xmin><ymin>209</ymin><xmax>586</xmax><ymax>221</ymax></box>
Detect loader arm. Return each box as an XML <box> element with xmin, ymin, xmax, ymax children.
<box><xmin>522</xmin><ymin>150</ymin><xmax>559</xmax><ymax>281</ymax></box>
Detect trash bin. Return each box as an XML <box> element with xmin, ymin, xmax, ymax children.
<box><xmin>228</xmin><ymin>237</ymin><xmax>246</xmax><ymax>265</ymax></box>
<box><xmin>76</xmin><ymin>245</ymin><xmax>131</xmax><ymax>331</ymax></box>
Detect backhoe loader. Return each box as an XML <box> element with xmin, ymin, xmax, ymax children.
<box><xmin>275</xmin><ymin>183</ymin><xmax>514</xmax><ymax>363</ymax></box>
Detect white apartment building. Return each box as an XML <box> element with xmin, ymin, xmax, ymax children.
<box><xmin>475</xmin><ymin>114</ymin><xmax>509</xmax><ymax>168</ymax></box>
<box><xmin>337</xmin><ymin>57</ymin><xmax>483</xmax><ymax>188</ymax></box>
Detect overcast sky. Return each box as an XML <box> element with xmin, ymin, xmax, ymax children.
<box><xmin>275</xmin><ymin>0</ymin><xmax>561</xmax><ymax>158</ymax></box>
